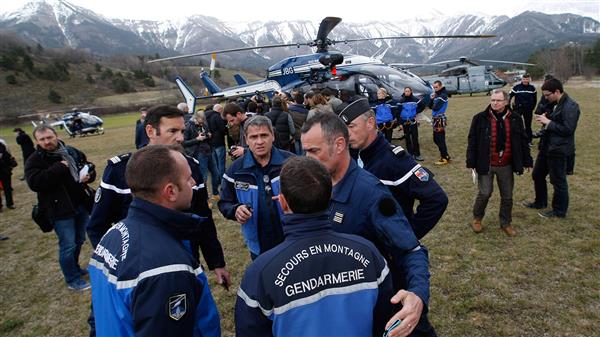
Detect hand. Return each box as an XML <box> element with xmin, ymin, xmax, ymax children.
<box><xmin>60</xmin><ymin>160</ymin><xmax>69</xmax><ymax>167</ymax></box>
<box><xmin>535</xmin><ymin>113</ymin><xmax>550</xmax><ymax>126</ymax></box>
<box><xmin>232</xmin><ymin>146</ymin><xmax>244</xmax><ymax>158</ymax></box>
<box><xmin>197</xmin><ymin>133</ymin><xmax>207</xmax><ymax>141</ymax></box>
<box><xmin>385</xmin><ymin>290</ymin><xmax>424</xmax><ymax>337</ymax></box>
<box><xmin>525</xmin><ymin>167</ymin><xmax>532</xmax><ymax>173</ymax></box>
<box><xmin>81</xmin><ymin>174</ymin><xmax>91</xmax><ymax>183</ymax></box>
<box><xmin>213</xmin><ymin>267</ymin><xmax>232</xmax><ymax>290</ymax></box>
<box><xmin>235</xmin><ymin>204</ymin><xmax>253</xmax><ymax>224</ymax></box>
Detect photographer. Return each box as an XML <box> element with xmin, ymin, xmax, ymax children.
<box><xmin>222</xmin><ymin>103</ymin><xmax>250</xmax><ymax>160</ymax></box>
<box><xmin>183</xmin><ymin>110</ymin><xmax>219</xmax><ymax>196</ymax></box>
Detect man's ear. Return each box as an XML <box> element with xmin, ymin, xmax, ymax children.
<box><xmin>145</xmin><ymin>124</ymin><xmax>156</xmax><ymax>139</ymax></box>
<box><xmin>333</xmin><ymin>136</ymin><xmax>346</xmax><ymax>155</ymax></box>
<box><xmin>161</xmin><ymin>182</ymin><xmax>178</xmax><ymax>203</ymax></box>
<box><xmin>278</xmin><ymin>192</ymin><xmax>292</xmax><ymax>214</ymax></box>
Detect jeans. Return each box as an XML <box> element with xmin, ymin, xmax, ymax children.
<box><xmin>212</xmin><ymin>146</ymin><xmax>226</xmax><ymax>189</ymax></box>
<box><xmin>197</xmin><ymin>152</ymin><xmax>220</xmax><ymax>196</ymax></box>
<box><xmin>532</xmin><ymin>151</ymin><xmax>569</xmax><ymax>216</ymax></box>
<box><xmin>473</xmin><ymin>165</ymin><xmax>514</xmax><ymax>227</ymax></box>
<box><xmin>53</xmin><ymin>205</ymin><xmax>89</xmax><ymax>284</ymax></box>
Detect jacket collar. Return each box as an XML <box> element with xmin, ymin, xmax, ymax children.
<box><xmin>240</xmin><ymin>146</ymin><xmax>287</xmax><ymax>170</ymax></box>
<box><xmin>128</xmin><ymin>198</ymin><xmax>204</xmax><ymax>240</ymax></box>
<box><xmin>358</xmin><ymin>132</ymin><xmax>387</xmax><ymax>164</ymax></box>
<box><xmin>282</xmin><ymin>211</ymin><xmax>332</xmax><ymax>239</ymax></box>
<box><xmin>331</xmin><ymin>159</ymin><xmax>359</xmax><ymax>204</ymax></box>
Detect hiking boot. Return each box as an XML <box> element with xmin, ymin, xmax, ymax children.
<box><xmin>501</xmin><ymin>226</ymin><xmax>517</xmax><ymax>237</ymax></box>
<box><xmin>522</xmin><ymin>201</ymin><xmax>545</xmax><ymax>209</ymax></box>
<box><xmin>538</xmin><ymin>210</ymin><xmax>565</xmax><ymax>219</ymax></box>
<box><xmin>67</xmin><ymin>279</ymin><xmax>91</xmax><ymax>291</ymax></box>
<box><xmin>434</xmin><ymin>158</ymin><xmax>450</xmax><ymax>166</ymax></box>
<box><xmin>472</xmin><ymin>219</ymin><xmax>483</xmax><ymax>233</ymax></box>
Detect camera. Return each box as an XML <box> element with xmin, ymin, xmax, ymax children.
<box><xmin>229</xmin><ymin>145</ymin><xmax>237</xmax><ymax>157</ymax></box>
<box><xmin>254</xmin><ymin>91</ymin><xmax>264</xmax><ymax>103</ymax></box>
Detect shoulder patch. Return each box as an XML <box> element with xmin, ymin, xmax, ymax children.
<box><xmin>414</xmin><ymin>167</ymin><xmax>430</xmax><ymax>182</ymax></box>
<box><xmin>109</xmin><ymin>156</ymin><xmax>121</xmax><ymax>164</ymax></box>
<box><xmin>168</xmin><ymin>294</ymin><xmax>187</xmax><ymax>321</ymax></box>
<box><xmin>390</xmin><ymin>145</ymin><xmax>406</xmax><ymax>157</ymax></box>
<box><xmin>108</xmin><ymin>153</ymin><xmax>131</xmax><ymax>165</ymax></box>
<box><xmin>378</xmin><ymin>197</ymin><xmax>397</xmax><ymax>217</ymax></box>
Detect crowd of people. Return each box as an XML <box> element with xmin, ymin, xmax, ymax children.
<box><xmin>0</xmin><ymin>74</ymin><xmax>580</xmax><ymax>337</ymax></box>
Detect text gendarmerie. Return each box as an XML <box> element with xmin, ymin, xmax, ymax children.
<box><xmin>274</xmin><ymin>243</ymin><xmax>371</xmax><ymax>296</ymax></box>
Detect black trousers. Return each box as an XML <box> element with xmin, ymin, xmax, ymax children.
<box><xmin>403</xmin><ymin>122</ymin><xmax>421</xmax><ymax>156</ymax></box>
<box><xmin>516</xmin><ymin>108</ymin><xmax>534</xmax><ymax>142</ymax></box>
<box><xmin>433</xmin><ymin>130</ymin><xmax>449</xmax><ymax>159</ymax></box>
<box><xmin>532</xmin><ymin>151</ymin><xmax>569</xmax><ymax>216</ymax></box>
<box><xmin>0</xmin><ymin>175</ymin><xmax>14</xmax><ymax>208</ymax></box>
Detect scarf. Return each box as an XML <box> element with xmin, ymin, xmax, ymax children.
<box><xmin>51</xmin><ymin>143</ymin><xmax>80</xmax><ymax>182</ymax></box>
<box><xmin>490</xmin><ymin>108</ymin><xmax>509</xmax><ymax>156</ymax></box>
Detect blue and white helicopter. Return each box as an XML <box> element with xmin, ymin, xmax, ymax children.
<box><xmin>150</xmin><ymin>17</ymin><xmax>494</xmax><ymax>111</ymax></box>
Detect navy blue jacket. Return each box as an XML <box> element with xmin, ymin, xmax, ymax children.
<box><xmin>509</xmin><ymin>83</ymin><xmax>537</xmax><ymax>111</ymax></box>
<box><xmin>329</xmin><ymin>159</ymin><xmax>430</xmax><ymax>306</ymax></box>
<box><xmin>134</xmin><ymin>120</ymin><xmax>149</xmax><ymax>149</ymax></box>
<box><xmin>428</xmin><ymin>87</ymin><xmax>448</xmax><ymax>117</ymax></box>
<box><xmin>357</xmin><ymin>134</ymin><xmax>448</xmax><ymax>239</ymax></box>
<box><xmin>89</xmin><ymin>198</ymin><xmax>220</xmax><ymax>337</ymax></box>
<box><xmin>539</xmin><ymin>93</ymin><xmax>580</xmax><ymax>156</ymax></box>
<box><xmin>235</xmin><ymin>212</ymin><xmax>393</xmax><ymax>337</ymax></box>
<box><xmin>218</xmin><ymin>147</ymin><xmax>294</xmax><ymax>255</ymax></box>
<box><xmin>87</xmin><ymin>152</ymin><xmax>225</xmax><ymax>270</ymax></box>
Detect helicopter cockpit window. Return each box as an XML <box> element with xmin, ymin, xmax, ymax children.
<box><xmin>357</xmin><ymin>76</ymin><xmax>379</xmax><ymax>100</ymax></box>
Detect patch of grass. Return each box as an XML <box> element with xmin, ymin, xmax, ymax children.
<box><xmin>0</xmin><ymin>85</ymin><xmax>598</xmax><ymax>337</ymax></box>
<box><xmin>0</xmin><ymin>319</ymin><xmax>25</xmax><ymax>334</ymax></box>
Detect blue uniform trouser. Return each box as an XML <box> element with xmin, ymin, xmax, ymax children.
<box><xmin>53</xmin><ymin>205</ymin><xmax>88</xmax><ymax>283</ymax></box>
<box><xmin>532</xmin><ymin>151</ymin><xmax>569</xmax><ymax>216</ymax></box>
<box><xmin>402</xmin><ymin>122</ymin><xmax>420</xmax><ymax>156</ymax></box>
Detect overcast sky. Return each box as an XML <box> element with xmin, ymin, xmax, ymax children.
<box><xmin>1</xmin><ymin>0</ymin><xmax>599</xmax><ymax>22</ymax></box>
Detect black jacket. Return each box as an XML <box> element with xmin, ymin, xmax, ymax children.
<box><xmin>466</xmin><ymin>107</ymin><xmax>533</xmax><ymax>175</ymax></box>
<box><xmin>25</xmin><ymin>144</ymin><xmax>95</xmax><ymax>221</ymax></box>
<box><xmin>205</xmin><ymin>109</ymin><xmax>227</xmax><ymax>148</ymax></box>
<box><xmin>265</xmin><ymin>108</ymin><xmax>292</xmax><ymax>150</ymax></box>
<box><xmin>16</xmin><ymin>131</ymin><xmax>35</xmax><ymax>162</ymax></box>
<box><xmin>539</xmin><ymin>93</ymin><xmax>580</xmax><ymax>157</ymax></box>
<box><xmin>183</xmin><ymin>121</ymin><xmax>211</xmax><ymax>158</ymax></box>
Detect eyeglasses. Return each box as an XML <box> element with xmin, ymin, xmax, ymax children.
<box><xmin>543</xmin><ymin>92</ymin><xmax>554</xmax><ymax>97</ymax></box>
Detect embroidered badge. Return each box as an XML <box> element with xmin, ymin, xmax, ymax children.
<box><xmin>333</xmin><ymin>212</ymin><xmax>344</xmax><ymax>224</ymax></box>
<box><xmin>168</xmin><ymin>294</ymin><xmax>187</xmax><ymax>321</ymax></box>
<box><xmin>234</xmin><ymin>181</ymin><xmax>250</xmax><ymax>191</ymax></box>
<box><xmin>414</xmin><ymin>167</ymin><xmax>429</xmax><ymax>182</ymax></box>
<box><xmin>94</xmin><ymin>188</ymin><xmax>102</xmax><ymax>203</ymax></box>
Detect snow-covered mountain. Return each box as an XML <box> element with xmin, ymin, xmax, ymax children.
<box><xmin>1</xmin><ymin>0</ymin><xmax>599</xmax><ymax>70</ymax></box>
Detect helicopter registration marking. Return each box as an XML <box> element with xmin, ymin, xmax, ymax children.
<box><xmin>282</xmin><ymin>67</ymin><xmax>295</xmax><ymax>75</ymax></box>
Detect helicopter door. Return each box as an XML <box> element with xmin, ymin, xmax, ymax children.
<box><xmin>468</xmin><ymin>66</ymin><xmax>486</xmax><ymax>92</ymax></box>
<box><xmin>355</xmin><ymin>75</ymin><xmax>379</xmax><ymax>101</ymax></box>
<box><xmin>457</xmin><ymin>75</ymin><xmax>470</xmax><ymax>94</ymax></box>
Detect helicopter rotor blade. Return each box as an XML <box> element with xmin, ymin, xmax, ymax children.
<box><xmin>331</xmin><ymin>34</ymin><xmax>495</xmax><ymax>45</ymax></box>
<box><xmin>477</xmin><ymin>59</ymin><xmax>536</xmax><ymax>66</ymax></box>
<box><xmin>147</xmin><ymin>42</ymin><xmax>312</xmax><ymax>63</ymax></box>
<box><xmin>315</xmin><ymin>17</ymin><xmax>342</xmax><ymax>52</ymax></box>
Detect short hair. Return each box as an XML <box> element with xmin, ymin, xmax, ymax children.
<box><xmin>541</xmin><ymin>78</ymin><xmax>563</xmax><ymax>93</ymax></box>
<box><xmin>433</xmin><ymin>80</ymin><xmax>442</xmax><ymax>87</ymax></box>
<box><xmin>243</xmin><ymin>115</ymin><xmax>274</xmax><ymax>135</ymax></box>
<box><xmin>377</xmin><ymin>87</ymin><xmax>388</xmax><ymax>95</ymax></box>
<box><xmin>281</xmin><ymin>156</ymin><xmax>331</xmax><ymax>214</ymax></box>
<box><xmin>144</xmin><ymin>105</ymin><xmax>184</xmax><ymax>134</ymax></box>
<box><xmin>491</xmin><ymin>89</ymin><xmax>509</xmax><ymax>101</ymax></box>
<box><xmin>126</xmin><ymin>145</ymin><xmax>181</xmax><ymax>199</ymax></box>
<box><xmin>246</xmin><ymin>101</ymin><xmax>258</xmax><ymax>113</ymax></box>
<box><xmin>272</xmin><ymin>96</ymin><xmax>285</xmax><ymax>110</ymax></box>
<box><xmin>13</xmin><ymin>127</ymin><xmax>23</xmax><ymax>133</ymax></box>
<box><xmin>213</xmin><ymin>104</ymin><xmax>223</xmax><ymax>113</ymax></box>
<box><xmin>193</xmin><ymin>110</ymin><xmax>206</xmax><ymax>122</ymax></box>
<box><xmin>301</xmin><ymin>111</ymin><xmax>349</xmax><ymax>147</ymax></box>
<box><xmin>139</xmin><ymin>106</ymin><xmax>148</xmax><ymax>112</ymax></box>
<box><xmin>291</xmin><ymin>90</ymin><xmax>305</xmax><ymax>104</ymax></box>
<box><xmin>321</xmin><ymin>87</ymin><xmax>337</xmax><ymax>97</ymax></box>
<box><xmin>305</xmin><ymin>90</ymin><xmax>328</xmax><ymax>106</ymax></box>
<box><xmin>522</xmin><ymin>74</ymin><xmax>531</xmax><ymax>79</ymax></box>
<box><xmin>33</xmin><ymin>125</ymin><xmax>57</xmax><ymax>139</ymax></box>
<box><xmin>205</xmin><ymin>104</ymin><xmax>214</xmax><ymax>111</ymax></box>
<box><xmin>222</xmin><ymin>103</ymin><xmax>243</xmax><ymax>118</ymax></box>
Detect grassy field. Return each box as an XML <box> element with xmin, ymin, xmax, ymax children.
<box><xmin>0</xmin><ymin>86</ymin><xmax>599</xmax><ymax>337</ymax></box>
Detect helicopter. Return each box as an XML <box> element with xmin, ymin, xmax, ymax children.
<box><xmin>392</xmin><ymin>57</ymin><xmax>535</xmax><ymax>96</ymax></box>
<box><xmin>31</xmin><ymin>110</ymin><xmax>105</xmax><ymax>137</ymax></box>
<box><xmin>149</xmin><ymin>17</ymin><xmax>494</xmax><ymax>111</ymax></box>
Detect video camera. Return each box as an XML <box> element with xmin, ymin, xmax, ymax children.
<box><xmin>254</xmin><ymin>91</ymin><xmax>264</xmax><ymax>103</ymax></box>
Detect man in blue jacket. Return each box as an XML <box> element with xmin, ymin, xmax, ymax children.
<box><xmin>509</xmin><ymin>74</ymin><xmax>537</xmax><ymax>144</ymax></box>
<box><xmin>301</xmin><ymin>113</ymin><xmax>432</xmax><ymax>337</ymax></box>
<box><xmin>218</xmin><ymin>115</ymin><xmax>294</xmax><ymax>259</ymax></box>
<box><xmin>235</xmin><ymin>156</ymin><xmax>393</xmax><ymax>337</ymax></box>
<box><xmin>89</xmin><ymin>145</ymin><xmax>220</xmax><ymax>337</ymax></box>
<box><xmin>428</xmin><ymin>81</ymin><xmax>451</xmax><ymax>165</ymax></box>
<box><xmin>342</xmin><ymin>96</ymin><xmax>448</xmax><ymax>240</ymax></box>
